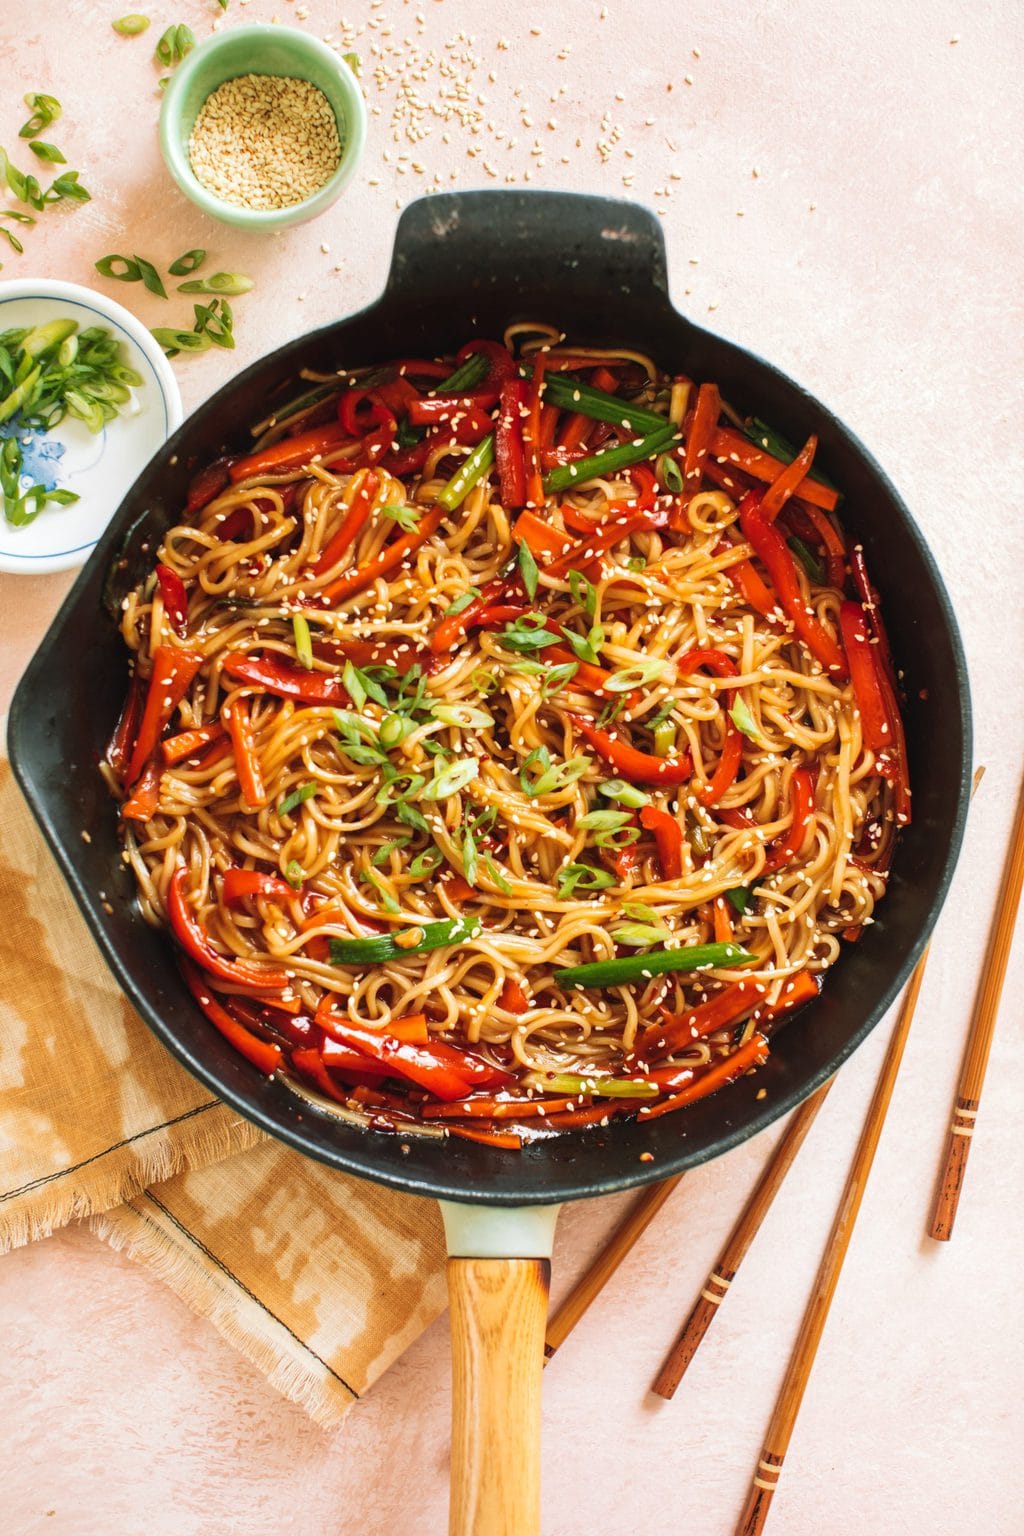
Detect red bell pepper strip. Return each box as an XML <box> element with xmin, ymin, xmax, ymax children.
<box><xmin>221</xmin><ymin>652</ymin><xmax>351</xmax><ymax>706</ymax></box>
<box><xmin>499</xmin><ymin>977</ymin><xmax>530</xmax><ymax>1014</ymax></box>
<box><xmin>544</xmin><ymin>645</ymin><xmax>612</xmax><ymax>694</ymax></box>
<box><xmin>496</xmin><ymin>378</ymin><xmax>528</xmax><ymax>510</ymax></box>
<box><xmin>312</xmin><ymin>1014</ymin><xmax>512</xmax><ymax>1101</ymax></box>
<box><xmin>636</xmin><ymin>1032</ymin><xmax>769</xmax><ymax>1118</ymax></box>
<box><xmin>678</xmin><ymin>647</ymin><xmax>744</xmax><ymax>807</ymax></box>
<box><xmin>640</xmin><ymin>805</ymin><xmax>684</xmax><ymax>880</ymax></box>
<box><xmin>441</xmin><ymin>874</ymin><xmax>478</xmax><ymax>904</ymax></box>
<box><xmin>761</xmin><ymin>766</ymin><xmax>816</xmax><ymax>873</ymax></box>
<box><xmin>318</xmin><ymin>1040</ymin><xmax>399</xmax><ymax>1081</ymax></box>
<box><xmin>291</xmin><ymin>1046</ymin><xmax>356</xmax><ymax>1102</ymax></box>
<box><xmin>638</xmin><ymin>978</ymin><xmax>768</xmax><ymax>1060</ymax></box>
<box><xmin>795</xmin><ymin>499</ymin><xmax>846</xmax><ymax>587</ymax></box>
<box><xmin>523</xmin><ymin>353</ymin><xmax>547</xmax><ymax>508</ymax></box>
<box><xmin>393</xmin><ymin>357</ymin><xmax>451</xmax><ymax>381</ymax></box>
<box><xmin>212</xmin><ymin>505</ymin><xmax>255</xmax><ymax>542</ymax></box>
<box><xmin>107</xmin><ymin>669</ymin><xmax>144</xmax><ymax>781</ymax></box>
<box><xmin>155</xmin><ymin>564</ymin><xmax>189</xmax><ymax>638</ymax></box>
<box><xmin>226</xmin><ymin>996</ymin><xmax>317</xmax><ymax>1049</ymax></box>
<box><xmin>222</xmin><ymin>694</ymin><xmax>267</xmax><ymax>809</ymax></box>
<box><xmin>187</xmin><ymin>457</ymin><xmax>233</xmax><ymax>514</ymax></box>
<box><xmin>228</xmin><ymin>425</ymin><xmax>354</xmax><ymax>482</ymax></box>
<box><xmin>378</xmin><ymin>438</ymin><xmax>433</xmax><ymax>477</ymax></box>
<box><xmin>759</xmin><ymin>435</ymin><xmax>818</xmax><ymax>523</ymax></box>
<box><xmin>124</xmin><ymin>646</ymin><xmax>204</xmax><ymax>787</ymax></box>
<box><xmin>848</xmin><ymin>542</ymin><xmax>897</xmax><ymax>689</ymax></box>
<box><xmin>121</xmin><ymin>759</ymin><xmax>162</xmax><ymax>821</ymax></box>
<box><xmin>738</xmin><ymin>494</ymin><xmax>849</xmax><ymax>679</ymax></box>
<box><xmin>355</xmin><ymin>410</ymin><xmax>398</xmax><ymax>468</ymax></box>
<box><xmin>874</xmin><ymin>663</ymin><xmax>912</xmax><ymax>825</ymax></box>
<box><xmin>839</xmin><ymin>601</ymin><xmax>892</xmax><ymax>756</ymax></box>
<box><xmin>718</xmin><ymin>537</ymin><xmax>780</xmax><ymax>621</ymax></box>
<box><xmin>310</xmin><ymin>470</ymin><xmax>380</xmax><ymax>576</ymax></box>
<box><xmin>313</xmin><ymin>502</ymin><xmax>446</xmax><ymax>607</ymax></box>
<box><xmin>180</xmin><ymin>959</ymin><xmax>283</xmax><ymax>1075</ymax></box>
<box><xmin>222</xmin><ymin>869</ymin><xmax>296</xmax><ymax>908</ymax></box>
<box><xmin>572</xmin><ymin>715</ymin><xmax>693</xmax><ymax>785</ymax></box>
<box><xmin>312</xmin><ymin>634</ymin><xmax>437</xmax><ymax>677</ymax></box>
<box><xmin>407</xmin><ymin>395</ymin><xmax>499</xmax><ymax>426</ymax></box>
<box><xmin>371</xmin><ymin>375</ymin><xmax>423</xmax><ymax>417</ymax></box>
<box><xmin>430</xmin><ymin>566</ymin><xmax>523</xmax><ymax>654</ymax></box>
<box><xmin>167</xmin><ymin>866</ymin><xmax>290</xmax><ymax>990</ymax></box>
<box><xmin>711</xmin><ymin>427</ymin><xmax>839</xmax><ymax>512</ymax></box>
<box><xmin>429</xmin><ymin>402</ymin><xmax>495</xmax><ymax>448</ymax></box>
<box><xmin>684</xmin><ymin>382</ymin><xmax>721</xmax><ymax>492</ymax></box>
<box><xmin>161</xmin><ymin>721</ymin><xmax>226</xmax><ymax>765</ymax></box>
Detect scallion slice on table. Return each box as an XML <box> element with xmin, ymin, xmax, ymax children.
<box><xmin>328</xmin><ymin>916</ymin><xmax>481</xmax><ymax>964</ymax></box>
<box><xmin>19</xmin><ymin>93</ymin><xmax>62</xmax><ymax>138</ymax></box>
<box><xmin>555</xmin><ymin>941</ymin><xmax>755</xmax><ymax>989</ymax></box>
<box><xmin>168</xmin><ymin>248</ymin><xmax>205</xmax><ymax>275</ymax></box>
<box><xmin>112</xmin><ymin>14</ymin><xmax>151</xmax><ymax>34</ymax></box>
<box><xmin>543</xmin><ymin>425</ymin><xmax>679</xmax><ymax>494</ymax></box>
<box><xmin>177</xmin><ymin>272</ymin><xmax>254</xmax><ymax>296</ymax></box>
<box><xmin>28</xmin><ymin>142</ymin><xmax>65</xmax><ymax>164</ymax></box>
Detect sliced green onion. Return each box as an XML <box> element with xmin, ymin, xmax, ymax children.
<box><xmin>168</xmin><ymin>248</ymin><xmax>205</xmax><ymax>275</ymax></box>
<box><xmin>653</xmin><ymin>718</ymin><xmax>676</xmax><ymax>757</ymax></box>
<box><xmin>462</xmin><ymin>825</ymin><xmax>479</xmax><ymax>885</ymax></box>
<box><xmin>788</xmin><ymin>536</ymin><xmax>826</xmax><ymax>585</ymax></box>
<box><xmin>292</xmin><ymin>613</ymin><xmax>313</xmax><ymax>669</ymax></box>
<box><xmin>342</xmin><ymin>659</ymin><xmax>367</xmax><ymax>710</ymax></box>
<box><xmin>177</xmin><ymin>272</ymin><xmax>254</xmax><ymax>296</ymax></box>
<box><xmin>28</xmin><ymin>142</ymin><xmax>65</xmax><ymax>164</ymax></box>
<box><xmin>154</xmin><ymin>22</ymin><xmax>195</xmax><ymax>66</ymax></box>
<box><xmin>541</xmin><ymin>662</ymin><xmax>579</xmax><ymax>697</ymax></box>
<box><xmin>621</xmin><ymin>900</ymin><xmax>661</xmax><ymax>921</ymax></box>
<box><xmin>568</xmin><ymin>568</ymin><xmax>597</xmax><ymax>618</ymax></box>
<box><xmin>470</xmin><ymin>667</ymin><xmax>499</xmax><ymax>694</ymax></box>
<box><xmin>496</xmin><ymin>614</ymin><xmax>560</xmax><ymax>654</ymax></box>
<box><xmin>95</xmin><ymin>254</ymin><xmax>141</xmax><ymax>282</ymax></box>
<box><xmin>626</xmin><ymin>556</ymin><xmax>647</xmax><ymax>573</ymax></box>
<box><xmin>687</xmin><ymin>814</ymin><xmax>711</xmax><ymax>859</ymax></box>
<box><xmin>745</xmin><ymin>416</ymin><xmax>838</xmax><ymax>493</ymax></box>
<box><xmin>434</xmin><ymin>702</ymin><xmax>494</xmax><ymax>729</ymax></box>
<box><xmin>328</xmin><ymin>915</ymin><xmax>481</xmax><ymax>965</ymax></box>
<box><xmin>342</xmin><ymin>50</ymin><xmax>361</xmax><ymax>74</ymax></box>
<box><xmin>443</xmin><ymin>587</ymin><xmax>480</xmax><ymax>616</ymax></box>
<box><xmin>555</xmin><ymin>941</ymin><xmax>755</xmax><ymax>989</ymax></box>
<box><xmin>422</xmin><ymin>757</ymin><xmax>479</xmax><ymax>800</ymax></box>
<box><xmin>482</xmin><ymin>854</ymin><xmax>512</xmax><ymax>894</ymax></box>
<box><xmin>726</xmin><ymin>886</ymin><xmax>751</xmax><ymax>914</ymax></box>
<box><xmin>605</xmin><ymin>659</ymin><xmax>667</xmax><ymax>692</ymax></box>
<box><xmin>43</xmin><ymin>170</ymin><xmax>90</xmax><ymax>204</ymax></box>
<box><xmin>598</xmin><ymin>778</ymin><xmax>651</xmax><ymax>808</ymax></box>
<box><xmin>378</xmin><ymin>713</ymin><xmax>415</xmax><ymax>749</ymax></box>
<box><xmin>380</xmin><ymin>501</ymin><xmax>422</xmax><ymax>533</ymax></box>
<box><xmin>610</xmin><ymin>921</ymin><xmax>674</xmax><ymax>948</ymax></box>
<box><xmin>730</xmin><ymin>696</ymin><xmax>765</xmax><ymax>744</ymax></box>
<box><xmin>656</xmin><ymin>452</ymin><xmax>684</xmax><ymax>493</ymax></box>
<box><xmin>284</xmin><ymin>860</ymin><xmax>304</xmax><ymax>889</ymax></box>
<box><xmin>520</xmin><ymin>747</ymin><xmax>591</xmax><ymax>798</ymax></box>
<box><xmin>578</xmin><ymin>809</ymin><xmax>632</xmax><ymax>832</ymax></box>
<box><xmin>437</xmin><ymin>434</ymin><xmax>494</xmax><ymax>511</ymax></box>
<box><xmin>560</xmin><ymin>622</ymin><xmax>604</xmax><ymax>665</ymax></box>
<box><xmin>517</xmin><ymin>536</ymin><xmax>539</xmax><ymax>600</ymax></box>
<box><xmin>556</xmin><ymin>862</ymin><xmax>617</xmax><ymax>899</ymax></box>
<box><xmin>409</xmin><ymin>848</ymin><xmax>442</xmax><ymax>879</ymax></box>
<box><xmin>371</xmin><ymin>836</ymin><xmax>412</xmax><ymax>869</ymax></box>
<box><xmin>543</xmin><ymin>424</ymin><xmax>678</xmax><ymax>495</ymax></box>
<box><xmin>374</xmin><ymin>770</ymin><xmax>425</xmax><ymax>805</ymax></box>
<box><xmin>278</xmin><ymin>782</ymin><xmax>317</xmax><ymax>817</ymax></box>
<box><xmin>361</xmin><ymin>868</ymin><xmax>401</xmax><ymax>915</ymax></box>
<box><xmin>538</xmin><ymin>372</ymin><xmax>667</xmax><ymax>434</ymax></box>
<box><xmin>532</xmin><ymin>1072</ymin><xmax>659</xmax><ymax>1100</ymax></box>
<box><xmin>113</xmin><ymin>13</ymin><xmax>151</xmax><ymax>33</ymax></box>
<box><xmin>21</xmin><ymin>319</ymin><xmax>76</xmax><ymax>357</ymax></box>
<box><xmin>19</xmin><ymin>94</ymin><xmax>62</xmax><ymax>138</ymax></box>
<box><xmin>7</xmin><ymin>485</ymin><xmax>47</xmax><ymax>526</ymax></box>
<box><xmin>433</xmin><ymin>350</ymin><xmax>489</xmax><ymax>394</ymax></box>
<box><xmin>151</xmin><ymin>328</ymin><xmax>210</xmax><ymax>356</ymax></box>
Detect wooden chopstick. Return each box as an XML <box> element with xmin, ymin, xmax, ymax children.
<box><xmin>735</xmin><ymin>950</ymin><xmax>930</xmax><ymax>1536</ymax></box>
<box><xmin>543</xmin><ymin>1176</ymin><xmax>683</xmax><ymax>1362</ymax></box>
<box><xmin>652</xmin><ymin>1079</ymin><xmax>833</xmax><ymax>1400</ymax></box>
<box><xmin>930</xmin><ymin>768</ymin><xmax>1024</xmax><ymax>1240</ymax></box>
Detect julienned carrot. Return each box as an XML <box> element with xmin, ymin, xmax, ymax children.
<box><xmin>638</xmin><ymin>980</ymin><xmax>769</xmax><ymax>1060</ymax></box>
<box><xmin>124</xmin><ymin>647</ymin><xmax>204</xmax><ymax>786</ymax></box>
<box><xmin>161</xmin><ymin>721</ymin><xmax>225</xmax><ymax>765</ymax></box>
<box><xmin>121</xmin><ymin>759</ymin><xmax>162</xmax><ymax>821</ymax></box>
<box><xmin>762</xmin><ymin>767</ymin><xmax>817</xmax><ymax>874</ymax></box>
<box><xmin>684</xmin><ymin>382</ymin><xmax>721</xmax><ymax>489</ymax></box>
<box><xmin>311</xmin><ymin>470</ymin><xmax>380</xmax><ymax>576</ymax></box>
<box><xmin>759</xmin><ymin>435</ymin><xmax>818</xmax><ymax>523</ymax></box>
<box><xmin>222</xmin><ymin>695</ymin><xmax>267</xmax><ymax>809</ymax></box>
<box><xmin>313</xmin><ymin>503</ymin><xmax>446</xmax><ymax>606</ymax></box>
<box><xmin>513</xmin><ymin>509</ymin><xmax>572</xmax><ymax>561</ymax></box>
<box><xmin>637</xmin><ymin>1033</ymin><xmax>770</xmax><ymax>1118</ymax></box>
<box><xmin>229</xmin><ymin>424</ymin><xmax>354</xmax><ymax>482</ymax></box>
<box><xmin>713</xmin><ymin>896</ymin><xmax>734</xmax><ymax>945</ymax></box>
<box><xmin>448</xmin><ymin>1126</ymin><xmax>525</xmax><ymax>1149</ymax></box>
<box><xmin>710</xmin><ymin>427</ymin><xmax>839</xmax><ymax>513</ymax></box>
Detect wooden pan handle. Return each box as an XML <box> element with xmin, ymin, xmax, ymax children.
<box><xmin>447</xmin><ymin>1256</ymin><xmax>551</xmax><ymax>1536</ymax></box>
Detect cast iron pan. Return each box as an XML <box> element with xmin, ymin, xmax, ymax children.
<box><xmin>8</xmin><ymin>193</ymin><xmax>971</xmax><ymax>1534</ymax></box>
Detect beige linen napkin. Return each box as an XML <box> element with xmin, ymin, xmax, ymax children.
<box><xmin>0</xmin><ymin>748</ymin><xmax>447</xmax><ymax>1425</ymax></box>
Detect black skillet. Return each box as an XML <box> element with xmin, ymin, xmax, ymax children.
<box><xmin>8</xmin><ymin>192</ymin><xmax>971</xmax><ymax>1535</ymax></box>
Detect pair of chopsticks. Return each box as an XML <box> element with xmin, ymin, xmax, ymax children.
<box><xmin>546</xmin><ymin>765</ymin><xmax>1023</xmax><ymax>1532</ymax></box>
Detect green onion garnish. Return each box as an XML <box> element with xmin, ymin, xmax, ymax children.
<box><xmin>726</xmin><ymin>886</ymin><xmax>751</xmax><ymax>914</ymax></box>
<box><xmin>730</xmin><ymin>696</ymin><xmax>765</xmax><ymax>744</ymax></box>
<box><xmin>328</xmin><ymin>915</ymin><xmax>481</xmax><ymax>965</ymax></box>
<box><xmin>168</xmin><ymin>248</ymin><xmax>205</xmax><ymax>275</ymax></box>
<box><xmin>656</xmin><ymin>452</ymin><xmax>684</xmax><ymax>493</ymax></box>
<box><xmin>292</xmin><ymin>613</ymin><xmax>313</xmax><ymax>669</ymax></box>
<box><xmin>568</xmin><ymin>568</ymin><xmax>597</xmax><ymax>618</ymax></box>
<box><xmin>605</xmin><ymin>659</ymin><xmax>667</xmax><ymax>692</ymax></box>
<box><xmin>443</xmin><ymin>587</ymin><xmax>481</xmax><ymax>616</ymax></box>
<box><xmin>543</xmin><ymin>424</ymin><xmax>679</xmax><ymax>494</ymax></box>
<box><xmin>28</xmin><ymin>142</ymin><xmax>66</xmax><ymax>164</ymax></box>
<box><xmin>434</xmin><ymin>350</ymin><xmax>489</xmax><ymax>395</ymax></box>
<box><xmin>599</xmin><ymin>778</ymin><xmax>651</xmax><ymax>808</ymax></box>
<box><xmin>520</xmin><ymin>746</ymin><xmax>591</xmax><ymax>798</ymax></box>
<box><xmin>95</xmin><ymin>254</ymin><xmax>141</xmax><ymax>282</ymax></box>
<box><xmin>380</xmin><ymin>501</ymin><xmax>422</xmax><ymax>533</ymax></box>
<box><xmin>437</xmin><ymin>435</ymin><xmax>494</xmax><ymax>511</ymax></box>
<box><xmin>788</xmin><ymin>536</ymin><xmax>826</xmax><ymax>585</ymax></box>
<box><xmin>285</xmin><ymin>860</ymin><xmax>304</xmax><ymax>890</ymax></box>
<box><xmin>422</xmin><ymin>757</ymin><xmax>479</xmax><ymax>800</ymax></box>
<box><xmin>517</xmin><ymin>536</ymin><xmax>540</xmax><ymax>600</ymax></box>
<box><xmin>19</xmin><ymin>94</ymin><xmax>62</xmax><ymax>139</ymax></box>
<box><xmin>434</xmin><ymin>702</ymin><xmax>494</xmax><ymax>729</ymax></box>
<box><xmin>177</xmin><ymin>272</ymin><xmax>254</xmax><ymax>296</ymax></box>
<box><xmin>278</xmin><ymin>782</ymin><xmax>317</xmax><ymax>817</ymax></box>
<box><xmin>154</xmin><ymin>22</ymin><xmax>195</xmax><ymax>67</ymax></box>
<box><xmin>531</xmin><ymin>1072</ymin><xmax>659</xmax><ymax>1100</ymax></box>
<box><xmin>556</xmin><ymin>862</ymin><xmax>617</xmax><ymax>899</ymax></box>
<box><xmin>537</xmin><ymin>372</ymin><xmax>667</xmax><ymax>434</ymax></box>
<box><xmin>555</xmin><ymin>941</ymin><xmax>755</xmax><ymax>989</ymax></box>
<box><xmin>112</xmin><ymin>14</ymin><xmax>151</xmax><ymax>34</ymax></box>
<box><xmin>610</xmin><ymin>921</ymin><xmax>673</xmax><ymax>948</ymax></box>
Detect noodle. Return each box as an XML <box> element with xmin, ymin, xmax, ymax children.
<box><xmin>105</xmin><ymin>333</ymin><xmax>909</xmax><ymax>1146</ymax></box>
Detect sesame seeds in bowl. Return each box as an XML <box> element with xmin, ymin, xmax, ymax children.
<box><xmin>159</xmin><ymin>24</ymin><xmax>367</xmax><ymax>231</ymax></box>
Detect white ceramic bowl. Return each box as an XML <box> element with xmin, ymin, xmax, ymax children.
<box><xmin>0</xmin><ymin>279</ymin><xmax>183</xmax><ymax>575</ymax></box>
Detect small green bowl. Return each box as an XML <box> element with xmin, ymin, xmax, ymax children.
<box><xmin>159</xmin><ymin>23</ymin><xmax>367</xmax><ymax>230</ymax></box>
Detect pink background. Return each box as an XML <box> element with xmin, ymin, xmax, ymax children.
<box><xmin>2</xmin><ymin>2</ymin><xmax>1022</xmax><ymax>1532</ymax></box>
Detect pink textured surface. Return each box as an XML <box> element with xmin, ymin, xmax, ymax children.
<box><xmin>2</xmin><ymin>2</ymin><xmax>1022</xmax><ymax>1533</ymax></box>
